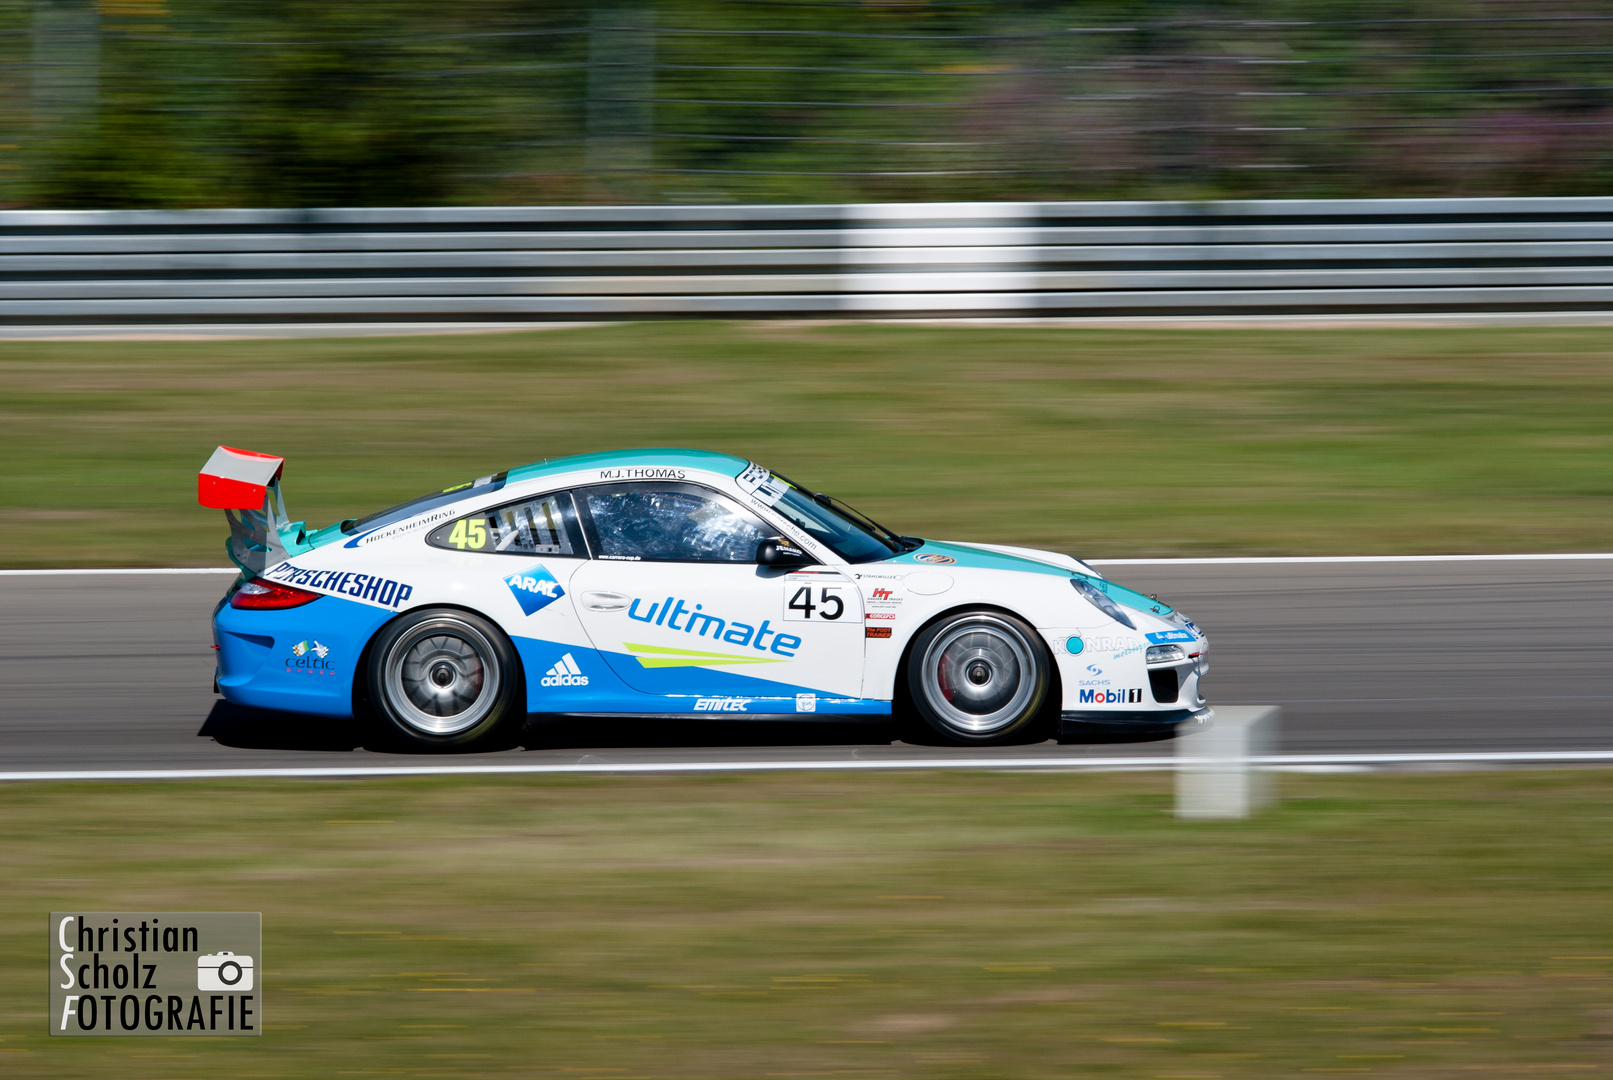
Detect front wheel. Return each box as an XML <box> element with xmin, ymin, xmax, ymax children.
<box><xmin>366</xmin><ymin>608</ymin><xmax>523</xmax><ymax>750</ymax></box>
<box><xmin>905</xmin><ymin>610</ymin><xmax>1050</xmax><ymax>744</ymax></box>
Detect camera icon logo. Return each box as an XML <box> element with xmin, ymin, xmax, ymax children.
<box><xmin>197</xmin><ymin>951</ymin><xmax>254</xmax><ymax>992</ymax></box>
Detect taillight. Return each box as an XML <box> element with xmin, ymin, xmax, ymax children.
<box><xmin>230</xmin><ymin>578</ymin><xmax>321</xmax><ymax>610</ymax></box>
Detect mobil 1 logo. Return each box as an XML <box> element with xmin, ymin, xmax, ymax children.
<box><xmin>51</xmin><ymin>912</ymin><xmax>261</xmax><ymax>1037</ymax></box>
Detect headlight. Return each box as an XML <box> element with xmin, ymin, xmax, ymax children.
<box><xmin>1069</xmin><ymin>577</ymin><xmax>1136</xmax><ymax>629</ymax></box>
<box><xmin>1146</xmin><ymin>645</ymin><xmax>1185</xmax><ymax>665</ymax></box>
<box><xmin>1165</xmin><ymin>608</ymin><xmax>1205</xmax><ymax>639</ymax></box>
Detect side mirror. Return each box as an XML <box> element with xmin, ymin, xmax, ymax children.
<box><xmin>756</xmin><ymin>537</ymin><xmax>812</xmax><ymax>566</ymax></box>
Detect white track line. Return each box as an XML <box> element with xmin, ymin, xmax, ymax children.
<box><xmin>4</xmin><ymin>750</ymin><xmax>1613</xmax><ymax>783</ymax></box>
<box><xmin>4</xmin><ymin>554</ymin><xmax>1613</xmax><ymax>577</ymax></box>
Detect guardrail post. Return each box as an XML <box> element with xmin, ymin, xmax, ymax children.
<box><xmin>1175</xmin><ymin>705</ymin><xmax>1279</xmax><ymax>819</ymax></box>
<box><xmin>587</xmin><ymin>5</ymin><xmax>655</xmax><ymax>199</ymax></box>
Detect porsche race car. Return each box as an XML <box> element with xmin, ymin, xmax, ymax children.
<box><xmin>203</xmin><ymin>446</ymin><xmax>1211</xmax><ymax>748</ymax></box>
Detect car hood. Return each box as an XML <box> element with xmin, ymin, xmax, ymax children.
<box><xmin>887</xmin><ymin>540</ymin><xmax>1180</xmax><ymax>625</ymax></box>
<box><xmin>880</xmin><ymin>539</ymin><xmax>1077</xmax><ymax>577</ymax></box>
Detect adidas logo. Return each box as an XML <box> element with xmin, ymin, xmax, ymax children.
<box><xmin>540</xmin><ymin>652</ymin><xmax>589</xmax><ymax>687</ymax></box>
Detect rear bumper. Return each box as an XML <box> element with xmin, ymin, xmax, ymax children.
<box><xmin>212</xmin><ymin>592</ymin><xmax>394</xmax><ymax>719</ymax></box>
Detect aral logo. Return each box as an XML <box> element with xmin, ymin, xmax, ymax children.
<box><xmin>540</xmin><ymin>653</ymin><xmax>589</xmax><ymax>687</ymax></box>
<box><xmin>505</xmin><ymin>565</ymin><xmax>565</xmax><ymax>616</ymax></box>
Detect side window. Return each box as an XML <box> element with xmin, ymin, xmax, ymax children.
<box><xmin>578</xmin><ymin>483</ymin><xmax>771</xmax><ymax>563</ymax></box>
<box><xmin>427</xmin><ymin>492</ymin><xmax>584</xmax><ymax>556</ymax></box>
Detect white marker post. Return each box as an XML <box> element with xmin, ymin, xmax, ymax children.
<box><xmin>1175</xmin><ymin>706</ymin><xmax>1280</xmax><ymax>820</ymax></box>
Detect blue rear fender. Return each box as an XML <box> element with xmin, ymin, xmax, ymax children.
<box><xmin>212</xmin><ymin>594</ymin><xmax>397</xmax><ymax>718</ymax></box>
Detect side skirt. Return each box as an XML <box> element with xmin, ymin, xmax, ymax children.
<box><xmin>533</xmin><ymin>711</ymin><xmax>893</xmax><ymax>725</ymax></box>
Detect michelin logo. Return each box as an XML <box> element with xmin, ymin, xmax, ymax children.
<box><xmin>540</xmin><ymin>653</ymin><xmax>589</xmax><ymax>687</ymax></box>
<box><xmin>505</xmin><ymin>564</ymin><xmax>565</xmax><ymax>616</ymax></box>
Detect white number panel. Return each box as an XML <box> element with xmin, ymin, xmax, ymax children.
<box><xmin>783</xmin><ymin>583</ymin><xmax>849</xmax><ymax>622</ymax></box>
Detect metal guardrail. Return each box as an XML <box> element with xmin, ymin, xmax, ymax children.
<box><xmin>5</xmin><ymin>198</ymin><xmax>1613</xmax><ymax>326</ymax></box>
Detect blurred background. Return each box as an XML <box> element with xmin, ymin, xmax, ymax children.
<box><xmin>8</xmin><ymin>10</ymin><xmax>1613</xmax><ymax>1077</ymax></box>
<box><xmin>7</xmin><ymin>0</ymin><xmax>1613</xmax><ymax>210</ymax></box>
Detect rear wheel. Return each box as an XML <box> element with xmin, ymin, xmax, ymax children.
<box><xmin>366</xmin><ymin>608</ymin><xmax>522</xmax><ymax>749</ymax></box>
<box><xmin>905</xmin><ymin>610</ymin><xmax>1050</xmax><ymax>744</ymax></box>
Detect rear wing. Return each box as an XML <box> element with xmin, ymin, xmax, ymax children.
<box><xmin>198</xmin><ymin>446</ymin><xmax>308</xmax><ymax>576</ymax></box>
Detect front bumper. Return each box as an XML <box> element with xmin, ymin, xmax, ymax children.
<box><xmin>1058</xmin><ymin>705</ymin><xmax>1213</xmax><ymax>740</ymax></box>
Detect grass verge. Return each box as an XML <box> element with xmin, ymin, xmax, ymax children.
<box><xmin>4</xmin><ymin>769</ymin><xmax>1613</xmax><ymax>1077</ymax></box>
<box><xmin>3</xmin><ymin>323</ymin><xmax>1613</xmax><ymax>567</ymax></box>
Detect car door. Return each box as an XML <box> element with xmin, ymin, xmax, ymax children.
<box><xmin>568</xmin><ymin>481</ymin><xmax>865</xmax><ymax>709</ymax></box>
<box><xmin>419</xmin><ymin>489</ymin><xmax>600</xmax><ymax>708</ymax></box>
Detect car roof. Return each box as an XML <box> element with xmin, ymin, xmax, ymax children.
<box><xmin>301</xmin><ymin>448</ymin><xmax>756</xmax><ymax>552</ymax></box>
<box><xmin>506</xmin><ymin>447</ymin><xmax>751</xmax><ymax>485</ymax></box>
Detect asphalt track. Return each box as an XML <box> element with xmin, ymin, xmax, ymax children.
<box><xmin>2</xmin><ymin>557</ymin><xmax>1611</xmax><ymax>775</ymax></box>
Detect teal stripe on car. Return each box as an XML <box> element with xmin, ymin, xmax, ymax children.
<box><xmin>888</xmin><ymin>540</ymin><xmax>1070</xmax><ymax>576</ymax></box>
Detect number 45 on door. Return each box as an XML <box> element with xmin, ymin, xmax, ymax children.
<box><xmin>785</xmin><ymin>584</ymin><xmax>845</xmax><ymax>621</ymax></box>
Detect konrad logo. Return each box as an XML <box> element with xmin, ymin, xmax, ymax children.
<box><xmin>540</xmin><ymin>653</ymin><xmax>589</xmax><ymax>687</ymax></box>
<box><xmin>505</xmin><ymin>565</ymin><xmax>566</xmax><ymax>616</ymax></box>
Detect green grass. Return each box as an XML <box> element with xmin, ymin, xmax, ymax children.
<box><xmin>6</xmin><ymin>769</ymin><xmax>1613</xmax><ymax>1077</ymax></box>
<box><xmin>4</xmin><ymin>323</ymin><xmax>1613</xmax><ymax>567</ymax></box>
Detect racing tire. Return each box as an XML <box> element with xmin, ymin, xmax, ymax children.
<box><xmin>366</xmin><ymin>608</ymin><xmax>523</xmax><ymax>750</ymax></box>
<box><xmin>905</xmin><ymin>609</ymin><xmax>1051</xmax><ymax>744</ymax></box>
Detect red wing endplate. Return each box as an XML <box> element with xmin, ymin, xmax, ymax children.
<box><xmin>199</xmin><ymin>446</ymin><xmax>285</xmax><ymax>510</ymax></box>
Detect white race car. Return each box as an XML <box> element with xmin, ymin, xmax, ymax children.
<box><xmin>204</xmin><ymin>447</ymin><xmax>1210</xmax><ymax>748</ymax></box>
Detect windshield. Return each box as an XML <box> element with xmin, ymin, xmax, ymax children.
<box><xmin>738</xmin><ymin>464</ymin><xmax>904</xmax><ymax>563</ymax></box>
